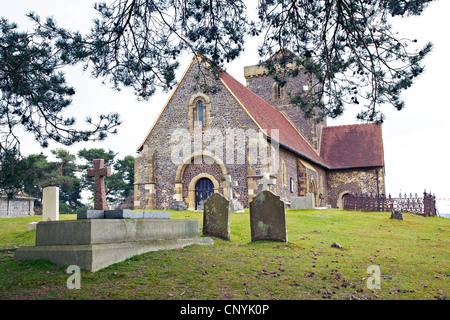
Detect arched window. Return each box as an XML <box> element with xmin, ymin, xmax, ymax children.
<box><xmin>273</xmin><ymin>83</ymin><xmax>285</xmax><ymax>100</ymax></box>
<box><xmin>188</xmin><ymin>93</ymin><xmax>211</xmax><ymax>133</ymax></box>
<box><xmin>197</xmin><ymin>100</ymin><xmax>204</xmax><ymax>127</ymax></box>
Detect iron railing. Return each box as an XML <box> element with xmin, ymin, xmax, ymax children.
<box><xmin>343</xmin><ymin>191</ymin><xmax>436</xmax><ymax>216</ymax></box>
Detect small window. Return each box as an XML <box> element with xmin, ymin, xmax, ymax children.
<box><xmin>290</xmin><ymin>178</ymin><xmax>294</xmax><ymax>193</ymax></box>
<box><xmin>197</xmin><ymin>100</ymin><xmax>204</xmax><ymax>126</ymax></box>
<box><xmin>273</xmin><ymin>83</ymin><xmax>285</xmax><ymax>100</ymax></box>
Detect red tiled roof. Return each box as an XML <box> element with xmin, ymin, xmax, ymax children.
<box><xmin>219</xmin><ymin>70</ymin><xmax>327</xmax><ymax>167</ymax></box>
<box><xmin>320</xmin><ymin>124</ymin><xmax>384</xmax><ymax>169</ymax></box>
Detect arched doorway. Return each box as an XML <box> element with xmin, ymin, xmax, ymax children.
<box><xmin>337</xmin><ymin>191</ymin><xmax>351</xmax><ymax>209</ymax></box>
<box><xmin>195</xmin><ymin>178</ymin><xmax>214</xmax><ymax>210</ymax></box>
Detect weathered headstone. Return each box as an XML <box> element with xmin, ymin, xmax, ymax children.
<box><xmin>42</xmin><ymin>187</ymin><xmax>59</xmax><ymax>221</ymax></box>
<box><xmin>257</xmin><ymin>172</ymin><xmax>276</xmax><ymax>191</ymax></box>
<box><xmin>169</xmin><ymin>201</ymin><xmax>188</xmax><ymax>211</ymax></box>
<box><xmin>290</xmin><ymin>193</ymin><xmax>315</xmax><ymax>210</ymax></box>
<box><xmin>203</xmin><ymin>193</ymin><xmax>230</xmax><ymax>241</ymax></box>
<box><xmin>28</xmin><ymin>222</ymin><xmax>38</xmax><ymax>231</ymax></box>
<box><xmin>390</xmin><ymin>203</ymin><xmax>403</xmax><ymax>220</ymax></box>
<box><xmin>87</xmin><ymin>159</ymin><xmax>111</xmax><ymax>210</ymax></box>
<box><xmin>249</xmin><ymin>190</ymin><xmax>287</xmax><ymax>242</ymax></box>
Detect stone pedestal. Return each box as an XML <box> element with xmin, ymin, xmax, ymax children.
<box><xmin>77</xmin><ymin>209</ymin><xmax>170</xmax><ymax>220</ymax></box>
<box><xmin>15</xmin><ymin>219</ymin><xmax>213</xmax><ymax>272</ymax></box>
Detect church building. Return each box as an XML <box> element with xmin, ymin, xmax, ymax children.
<box><xmin>134</xmin><ymin>54</ymin><xmax>385</xmax><ymax>211</ymax></box>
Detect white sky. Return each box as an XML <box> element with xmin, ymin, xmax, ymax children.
<box><xmin>2</xmin><ymin>1</ymin><xmax>450</xmax><ymax>206</ymax></box>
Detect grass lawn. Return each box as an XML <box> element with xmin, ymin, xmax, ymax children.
<box><xmin>0</xmin><ymin>209</ymin><xmax>448</xmax><ymax>300</ymax></box>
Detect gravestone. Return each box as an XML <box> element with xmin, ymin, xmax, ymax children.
<box><xmin>42</xmin><ymin>187</ymin><xmax>59</xmax><ymax>221</ymax></box>
<box><xmin>169</xmin><ymin>201</ymin><xmax>188</xmax><ymax>211</ymax></box>
<box><xmin>222</xmin><ymin>175</ymin><xmax>242</xmax><ymax>212</ymax></box>
<box><xmin>87</xmin><ymin>159</ymin><xmax>111</xmax><ymax>210</ymax></box>
<box><xmin>203</xmin><ymin>193</ymin><xmax>230</xmax><ymax>241</ymax></box>
<box><xmin>249</xmin><ymin>190</ymin><xmax>287</xmax><ymax>242</ymax></box>
<box><xmin>390</xmin><ymin>203</ymin><xmax>403</xmax><ymax>220</ymax></box>
<box><xmin>290</xmin><ymin>193</ymin><xmax>315</xmax><ymax>210</ymax></box>
<box><xmin>196</xmin><ymin>200</ymin><xmax>206</xmax><ymax>212</ymax></box>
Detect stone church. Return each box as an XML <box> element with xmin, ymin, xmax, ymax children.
<box><xmin>134</xmin><ymin>54</ymin><xmax>385</xmax><ymax>211</ymax></box>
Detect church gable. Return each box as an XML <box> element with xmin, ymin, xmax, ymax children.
<box><xmin>137</xmin><ymin>57</ymin><xmax>261</xmax><ymax>153</ymax></box>
<box><xmin>134</xmin><ymin>56</ymin><xmax>267</xmax><ymax>210</ymax></box>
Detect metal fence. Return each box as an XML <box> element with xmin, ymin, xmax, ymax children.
<box><xmin>343</xmin><ymin>191</ymin><xmax>437</xmax><ymax>216</ymax></box>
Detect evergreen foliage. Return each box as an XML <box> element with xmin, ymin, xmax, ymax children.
<box><xmin>1</xmin><ymin>0</ymin><xmax>435</xmax><ymax>150</ymax></box>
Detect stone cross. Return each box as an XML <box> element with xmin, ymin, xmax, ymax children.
<box><xmin>222</xmin><ymin>175</ymin><xmax>238</xmax><ymax>201</ymax></box>
<box><xmin>257</xmin><ymin>172</ymin><xmax>276</xmax><ymax>191</ymax></box>
<box><xmin>87</xmin><ymin>159</ymin><xmax>111</xmax><ymax>210</ymax></box>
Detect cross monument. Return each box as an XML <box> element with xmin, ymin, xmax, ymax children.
<box><xmin>258</xmin><ymin>172</ymin><xmax>276</xmax><ymax>191</ymax></box>
<box><xmin>87</xmin><ymin>159</ymin><xmax>112</xmax><ymax>210</ymax></box>
<box><xmin>222</xmin><ymin>175</ymin><xmax>238</xmax><ymax>201</ymax></box>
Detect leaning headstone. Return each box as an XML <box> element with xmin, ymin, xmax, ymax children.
<box><xmin>42</xmin><ymin>187</ymin><xmax>59</xmax><ymax>221</ymax></box>
<box><xmin>203</xmin><ymin>193</ymin><xmax>230</xmax><ymax>241</ymax></box>
<box><xmin>249</xmin><ymin>190</ymin><xmax>287</xmax><ymax>242</ymax></box>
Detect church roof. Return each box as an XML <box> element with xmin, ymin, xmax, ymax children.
<box><xmin>320</xmin><ymin>123</ymin><xmax>384</xmax><ymax>169</ymax></box>
<box><xmin>219</xmin><ymin>68</ymin><xmax>384</xmax><ymax>170</ymax></box>
<box><xmin>219</xmin><ymin>70</ymin><xmax>327</xmax><ymax>167</ymax></box>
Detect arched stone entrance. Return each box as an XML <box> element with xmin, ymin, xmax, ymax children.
<box><xmin>194</xmin><ymin>177</ymin><xmax>214</xmax><ymax>210</ymax></box>
<box><xmin>337</xmin><ymin>190</ymin><xmax>351</xmax><ymax>209</ymax></box>
<box><xmin>174</xmin><ymin>151</ymin><xmax>227</xmax><ymax>210</ymax></box>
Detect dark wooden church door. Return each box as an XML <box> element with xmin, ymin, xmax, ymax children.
<box><xmin>195</xmin><ymin>178</ymin><xmax>214</xmax><ymax>210</ymax></box>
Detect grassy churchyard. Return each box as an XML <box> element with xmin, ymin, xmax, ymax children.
<box><xmin>0</xmin><ymin>209</ymin><xmax>448</xmax><ymax>300</ymax></box>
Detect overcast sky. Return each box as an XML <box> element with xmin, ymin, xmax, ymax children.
<box><xmin>2</xmin><ymin>1</ymin><xmax>450</xmax><ymax>210</ymax></box>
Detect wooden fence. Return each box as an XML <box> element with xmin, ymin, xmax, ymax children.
<box><xmin>343</xmin><ymin>191</ymin><xmax>437</xmax><ymax>216</ymax></box>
